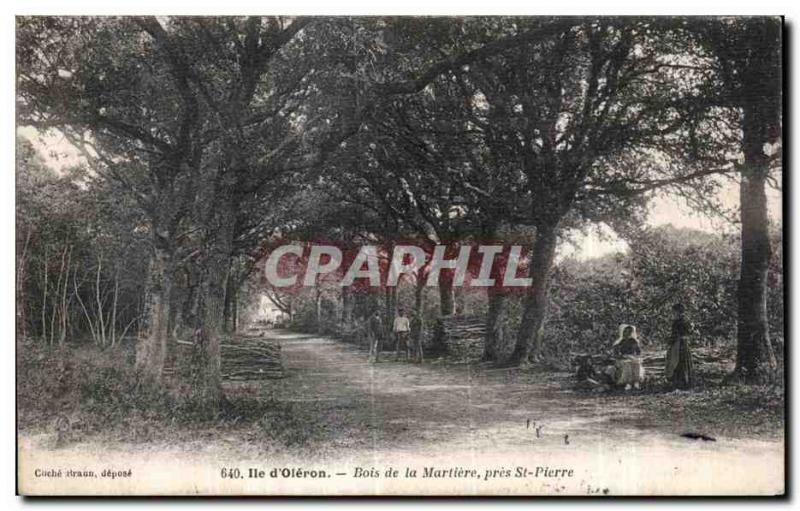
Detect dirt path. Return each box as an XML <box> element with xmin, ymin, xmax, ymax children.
<box><xmin>268</xmin><ymin>331</ymin><xmax>782</xmax><ymax>456</ymax></box>
<box><xmin>18</xmin><ymin>329</ymin><xmax>785</xmax><ymax>495</ymax></box>
<box><xmin>270</xmin><ymin>330</ymin><xmax>627</xmax><ymax>453</ymax></box>
<box><xmin>258</xmin><ymin>330</ymin><xmax>784</xmax><ymax>495</ymax></box>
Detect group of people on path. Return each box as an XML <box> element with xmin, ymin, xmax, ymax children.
<box><xmin>602</xmin><ymin>302</ymin><xmax>695</xmax><ymax>391</ymax></box>
<box><xmin>364</xmin><ymin>302</ymin><xmax>696</xmax><ymax>391</ymax></box>
<box><xmin>366</xmin><ymin>309</ymin><xmax>423</xmax><ymax>363</ymax></box>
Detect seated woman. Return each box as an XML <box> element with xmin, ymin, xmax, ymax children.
<box><xmin>610</xmin><ymin>324</ymin><xmax>645</xmax><ymax>390</ymax></box>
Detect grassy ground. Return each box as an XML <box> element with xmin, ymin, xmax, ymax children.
<box><xmin>557</xmin><ymin>343</ymin><xmax>785</xmax><ymax>441</ymax></box>
<box><xmin>17</xmin><ymin>332</ymin><xmax>784</xmax><ymax>457</ymax></box>
<box><xmin>18</xmin><ymin>332</ymin><xmax>785</xmax><ymax>496</ymax></box>
<box><xmin>563</xmin><ymin>378</ymin><xmax>785</xmax><ymax>441</ymax></box>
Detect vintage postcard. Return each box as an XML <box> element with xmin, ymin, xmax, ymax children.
<box><xmin>15</xmin><ymin>15</ymin><xmax>784</xmax><ymax>496</ymax></box>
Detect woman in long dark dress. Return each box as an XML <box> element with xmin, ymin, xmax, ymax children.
<box><xmin>664</xmin><ymin>303</ymin><xmax>694</xmax><ymax>389</ymax></box>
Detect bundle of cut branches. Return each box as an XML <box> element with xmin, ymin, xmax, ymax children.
<box><xmin>221</xmin><ymin>339</ymin><xmax>284</xmax><ymax>380</ymax></box>
<box><xmin>174</xmin><ymin>333</ymin><xmax>284</xmax><ymax>380</ymax></box>
<box><xmin>433</xmin><ymin>315</ymin><xmax>487</xmax><ymax>362</ymax></box>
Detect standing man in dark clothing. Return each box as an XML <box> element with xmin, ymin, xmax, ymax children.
<box><xmin>368</xmin><ymin>311</ymin><xmax>384</xmax><ymax>363</ymax></box>
<box><xmin>410</xmin><ymin>310</ymin><xmax>424</xmax><ymax>363</ymax></box>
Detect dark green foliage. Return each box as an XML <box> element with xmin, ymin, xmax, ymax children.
<box><xmin>544</xmin><ymin>225</ymin><xmax>783</xmax><ymax>368</ymax></box>
<box><xmin>15</xmin><ymin>15</ymin><xmax>784</xmax><ymax>435</ymax></box>
<box><xmin>16</xmin><ymin>137</ymin><xmax>149</xmax><ymax>345</ymax></box>
<box><xmin>282</xmin><ymin>223</ymin><xmax>783</xmax><ymax>374</ymax></box>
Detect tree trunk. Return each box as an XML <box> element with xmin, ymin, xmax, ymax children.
<box><xmin>223</xmin><ymin>268</ymin><xmax>237</xmax><ymax>334</ymax></box>
<box><xmin>439</xmin><ymin>274</ymin><xmax>455</xmax><ymax>316</ymax></box>
<box><xmin>95</xmin><ymin>256</ymin><xmax>106</xmax><ymax>346</ymax></box>
<box><xmin>232</xmin><ymin>289</ymin><xmax>238</xmax><ymax>333</ymax></box>
<box><xmin>384</xmin><ymin>286</ymin><xmax>397</xmax><ymax>322</ymax></box>
<box><xmin>735</xmin><ymin>101</ymin><xmax>778</xmax><ymax>383</ymax></box>
<box><xmin>455</xmin><ymin>287</ymin><xmax>466</xmax><ymax>315</ymax></box>
<box><xmin>414</xmin><ymin>268</ymin><xmax>426</xmax><ymax>316</ymax></box>
<box><xmin>482</xmin><ymin>290</ymin><xmax>507</xmax><ymax>362</ymax></box>
<box><xmin>16</xmin><ymin>229</ymin><xmax>32</xmax><ymax>339</ymax></box>
<box><xmin>223</xmin><ymin>278</ymin><xmax>232</xmax><ymax>333</ymax></box>
<box><xmin>343</xmin><ymin>287</ymin><xmax>354</xmax><ymax>324</ymax></box>
<box><xmin>315</xmin><ymin>288</ymin><xmax>323</xmax><ymax>331</ymax></box>
<box><xmin>135</xmin><ymin>245</ymin><xmax>174</xmax><ymax>381</ymax></box>
<box><xmin>109</xmin><ymin>267</ymin><xmax>118</xmax><ymax>347</ymax></box>
<box><xmin>41</xmin><ymin>245</ymin><xmax>48</xmax><ymax>342</ymax></box>
<box><xmin>413</xmin><ymin>266</ymin><xmax>427</xmax><ymax>351</ymax></box>
<box><xmin>73</xmin><ymin>267</ymin><xmax>97</xmax><ymax>344</ymax></box>
<box><xmin>59</xmin><ymin>246</ymin><xmax>72</xmax><ymax>346</ymax></box>
<box><xmin>507</xmin><ymin>225</ymin><xmax>559</xmax><ymax>366</ymax></box>
<box><xmin>194</xmin><ymin>193</ymin><xmax>236</xmax><ymax>411</ymax></box>
<box><xmin>197</xmin><ymin>259</ymin><xmax>226</xmax><ymax>408</ymax></box>
<box><xmin>165</xmin><ymin>288</ymin><xmax>180</xmax><ymax>369</ymax></box>
<box><xmin>50</xmin><ymin>243</ymin><xmax>69</xmax><ymax>345</ymax></box>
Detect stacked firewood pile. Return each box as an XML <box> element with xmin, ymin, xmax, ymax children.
<box><xmin>574</xmin><ymin>353</ymin><xmax>667</xmax><ymax>378</ymax></box>
<box><xmin>432</xmin><ymin>315</ymin><xmax>486</xmax><ymax>361</ymax></box>
<box><xmin>642</xmin><ymin>354</ymin><xmax>666</xmax><ymax>375</ymax></box>
<box><xmin>641</xmin><ymin>349</ymin><xmax>734</xmax><ymax>379</ymax></box>
<box><xmin>173</xmin><ymin>330</ymin><xmax>285</xmax><ymax>380</ymax></box>
<box><xmin>221</xmin><ymin>335</ymin><xmax>284</xmax><ymax>380</ymax></box>
<box><xmin>574</xmin><ymin>347</ymin><xmax>736</xmax><ymax>382</ymax></box>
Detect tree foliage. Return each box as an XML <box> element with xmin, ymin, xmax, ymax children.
<box><xmin>16</xmin><ymin>16</ymin><xmax>783</xmax><ymax>409</ymax></box>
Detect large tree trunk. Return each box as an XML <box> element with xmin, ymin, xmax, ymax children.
<box><xmin>192</xmin><ymin>190</ymin><xmax>236</xmax><ymax>411</ymax></box>
<box><xmin>136</xmin><ymin>245</ymin><xmax>174</xmax><ymax>381</ymax></box>
<box><xmin>735</xmin><ymin>101</ymin><xmax>778</xmax><ymax>383</ymax></box>
<box><xmin>222</xmin><ymin>267</ymin><xmax>242</xmax><ymax>334</ymax></box>
<box><xmin>482</xmin><ymin>235</ymin><xmax>509</xmax><ymax>362</ymax></box>
<box><xmin>507</xmin><ymin>225</ymin><xmax>559</xmax><ymax>367</ymax></box>
<box><xmin>197</xmin><ymin>260</ymin><xmax>226</xmax><ymax>407</ymax></box>
<box><xmin>438</xmin><ymin>274</ymin><xmax>455</xmax><ymax>316</ymax></box>
<box><xmin>482</xmin><ymin>290</ymin><xmax>507</xmax><ymax>362</ymax></box>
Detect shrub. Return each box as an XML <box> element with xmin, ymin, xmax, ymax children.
<box><xmin>543</xmin><ymin>225</ymin><xmax>783</xmax><ymax>367</ymax></box>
